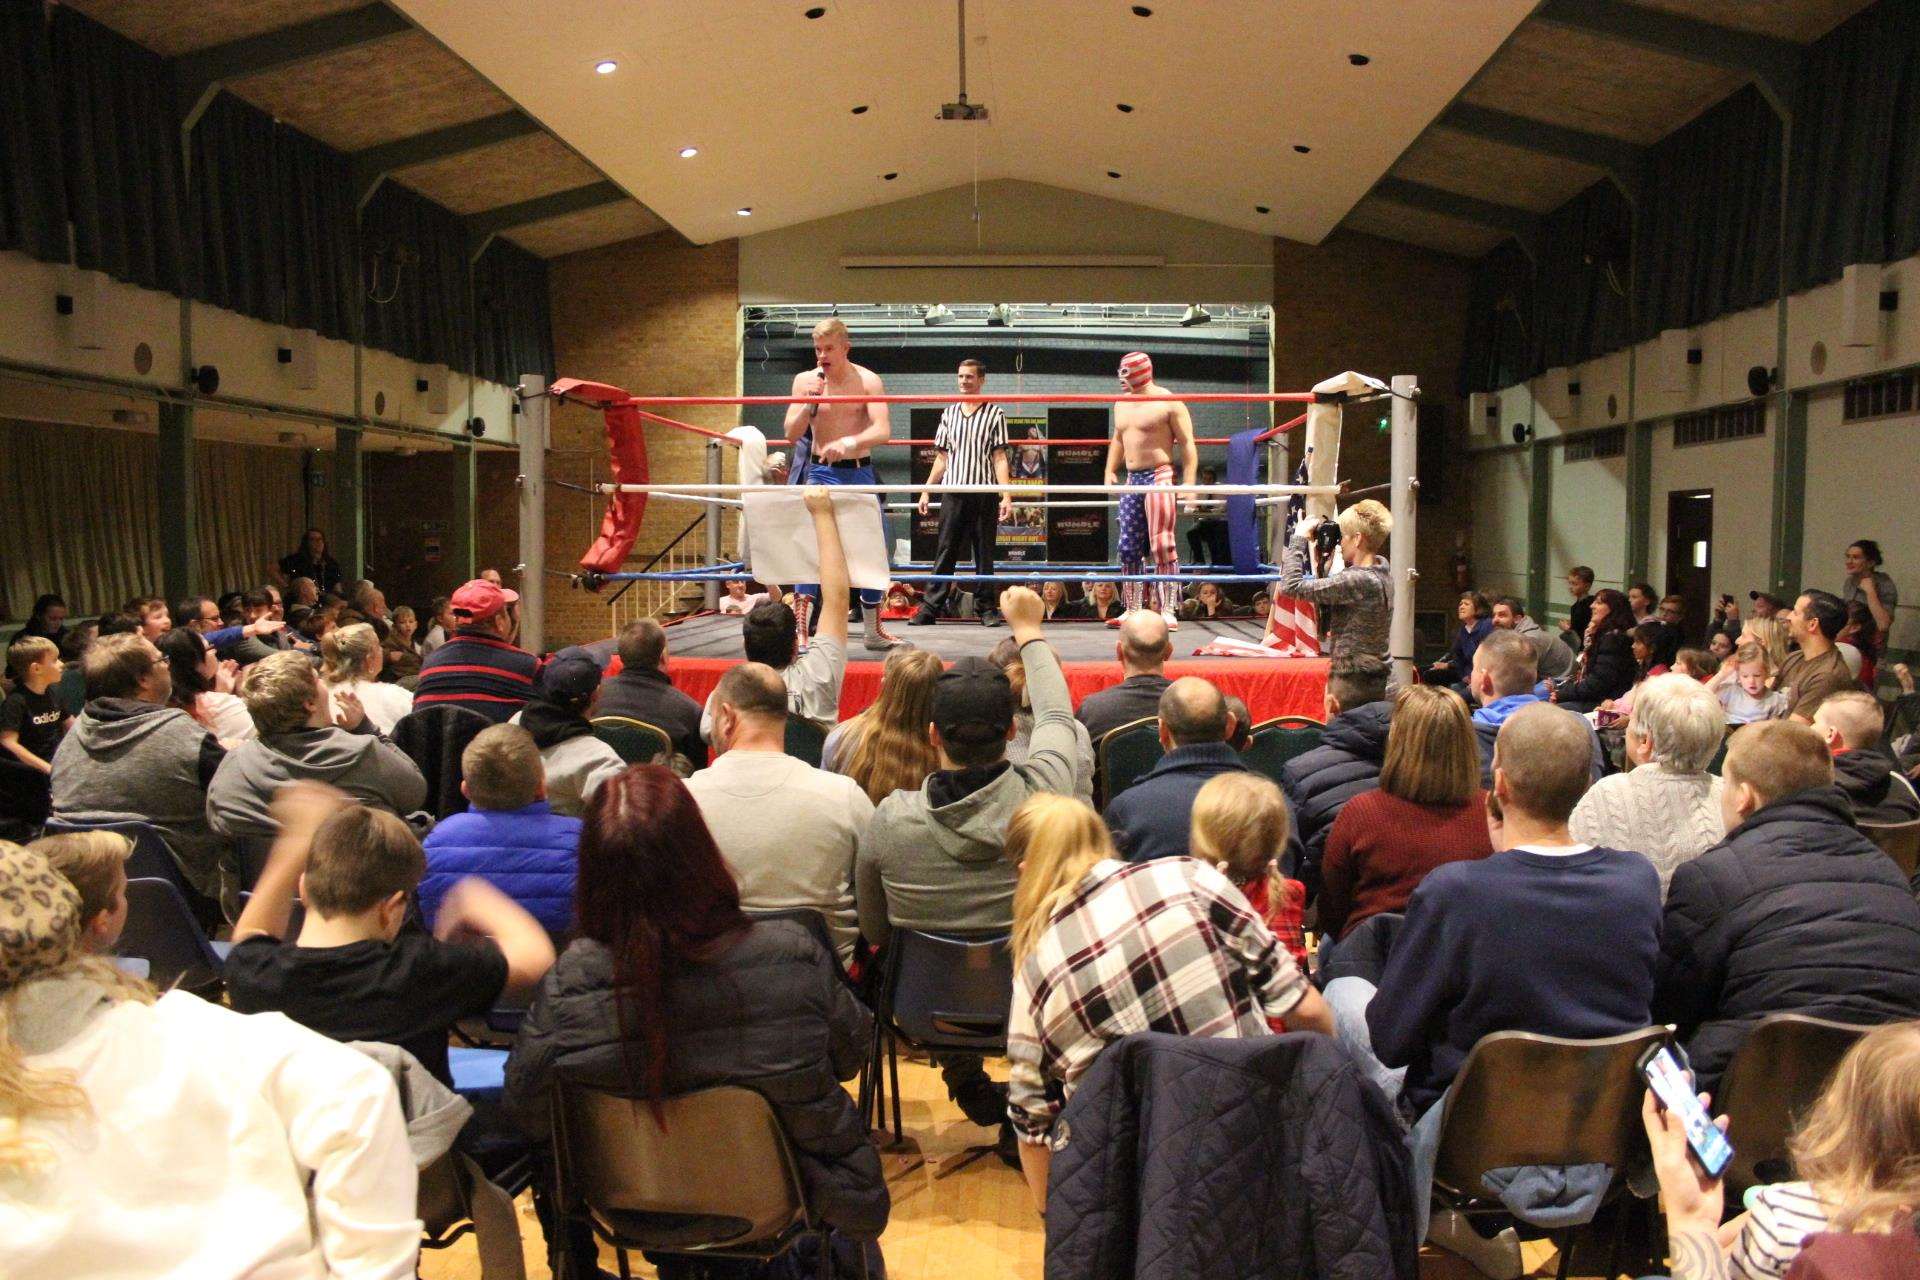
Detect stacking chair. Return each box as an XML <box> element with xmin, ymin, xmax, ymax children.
<box><xmin>1862</xmin><ymin>819</ymin><xmax>1920</xmax><ymax>880</ymax></box>
<box><xmin>418</xmin><ymin>1148</ymin><xmax>529</xmax><ymax>1280</ymax></box>
<box><xmin>785</xmin><ymin>717</ymin><xmax>828</xmax><ymax>768</ymax></box>
<box><xmin>117</xmin><ymin>877</ymin><xmax>226</xmax><ymax>998</ymax></box>
<box><xmin>1095</xmin><ymin>717</ymin><xmax>1162</xmax><ymax>806</ymax></box>
<box><xmin>1706</xmin><ymin>730</ymin><xmax>1732</xmax><ymax>777</ymax></box>
<box><xmin>44</xmin><ymin>818</ymin><xmax>220</xmax><ymax>932</ymax></box>
<box><xmin>590</xmin><ymin>716</ymin><xmax>672</xmax><ymax>765</ymax></box>
<box><xmin>864</xmin><ymin>928</ymin><xmax>1013</xmax><ymax>1156</ymax></box>
<box><xmin>746</xmin><ymin>907</ymin><xmax>854</xmax><ymax>989</ymax></box>
<box><xmin>551</xmin><ymin>1082</ymin><xmax>866</xmax><ymax>1280</ymax></box>
<box><xmin>55</xmin><ymin>663</ymin><xmax>87</xmax><ymax>715</ymax></box>
<box><xmin>1430</xmin><ymin>1025</ymin><xmax>1669</xmax><ymax>1280</ymax></box>
<box><xmin>1716</xmin><ymin>1013</ymin><xmax>1871</xmax><ymax>1195</ymax></box>
<box><xmin>392</xmin><ymin>704</ymin><xmax>493</xmax><ymax>819</ymax></box>
<box><xmin>1243</xmin><ymin>715</ymin><xmax>1325</xmax><ymax>782</ymax></box>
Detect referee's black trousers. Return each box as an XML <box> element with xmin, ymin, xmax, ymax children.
<box><xmin>923</xmin><ymin>493</ymin><xmax>1000</xmax><ymax>615</ymax></box>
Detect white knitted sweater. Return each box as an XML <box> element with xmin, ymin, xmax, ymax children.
<box><xmin>1568</xmin><ymin>765</ymin><xmax>1727</xmax><ymax>896</ymax></box>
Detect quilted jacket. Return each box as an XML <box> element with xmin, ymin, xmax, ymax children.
<box><xmin>418</xmin><ymin>801</ymin><xmax>582</xmax><ymax>937</ymax></box>
<box><xmin>1279</xmin><ymin>700</ymin><xmax>1392</xmax><ymax>894</ymax></box>
<box><xmin>1045</xmin><ymin>1032</ymin><xmax>1418</xmax><ymax>1280</ymax></box>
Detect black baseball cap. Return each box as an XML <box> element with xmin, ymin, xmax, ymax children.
<box><xmin>540</xmin><ymin>650</ymin><xmax>604</xmax><ymax>702</ymax></box>
<box><xmin>1749</xmin><ymin>591</ymin><xmax>1785</xmax><ymax>607</ymax></box>
<box><xmin>932</xmin><ymin>657</ymin><xmax>1015</xmax><ymax>744</ymax></box>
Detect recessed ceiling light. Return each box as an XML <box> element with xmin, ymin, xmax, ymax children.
<box><xmin>1131</xmin><ymin>5</ymin><xmax>1152</xmax><ymax>15</ymax></box>
<box><xmin>882</xmin><ymin>172</ymin><xmax>899</xmax><ymax>181</ymax></box>
<box><xmin>1293</xmin><ymin>144</ymin><xmax>1312</xmax><ymax>154</ymax></box>
<box><xmin>1116</xmin><ymin>102</ymin><xmax>1134</xmax><ymax>113</ymax></box>
<box><xmin>736</xmin><ymin>207</ymin><xmax>753</xmax><ymax>217</ymax></box>
<box><xmin>678</xmin><ymin>146</ymin><xmax>699</xmax><ymax>159</ymax></box>
<box><xmin>804</xmin><ymin>5</ymin><xmax>825</xmax><ymax>16</ymax></box>
<box><xmin>1106</xmin><ymin>170</ymin><xmax>1122</xmax><ymax>179</ymax></box>
<box><xmin>851</xmin><ymin>104</ymin><xmax>868</xmax><ymax>115</ymax></box>
<box><xmin>594</xmin><ymin>60</ymin><xmax>618</xmax><ymax>74</ymax></box>
<box><xmin>1348</xmin><ymin>52</ymin><xmax>1370</xmax><ymax>66</ymax></box>
<box><xmin>1255</xmin><ymin>205</ymin><xmax>1271</xmax><ymax>214</ymax></box>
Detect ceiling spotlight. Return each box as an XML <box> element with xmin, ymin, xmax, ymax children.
<box><xmin>1255</xmin><ymin>205</ymin><xmax>1271</xmax><ymax>214</ymax></box>
<box><xmin>805</xmin><ymin>6</ymin><xmax>826</xmax><ymax>17</ymax></box>
<box><xmin>1106</xmin><ymin>170</ymin><xmax>1122</xmax><ymax>179</ymax></box>
<box><xmin>1178</xmin><ymin>303</ymin><xmax>1212</xmax><ymax>327</ymax></box>
<box><xmin>1348</xmin><ymin>52</ymin><xmax>1370</xmax><ymax>66</ymax></box>
<box><xmin>1116</xmin><ymin>102</ymin><xmax>1134</xmax><ymax>113</ymax></box>
<box><xmin>987</xmin><ymin>303</ymin><xmax>1012</xmax><ymax>327</ymax></box>
<box><xmin>923</xmin><ymin>303</ymin><xmax>955</xmax><ymax>326</ymax></box>
<box><xmin>1131</xmin><ymin>5</ymin><xmax>1153</xmax><ymax>15</ymax></box>
<box><xmin>678</xmin><ymin>146</ymin><xmax>699</xmax><ymax>158</ymax></box>
<box><xmin>736</xmin><ymin>207</ymin><xmax>753</xmax><ymax>217</ymax></box>
<box><xmin>594</xmin><ymin>60</ymin><xmax>618</xmax><ymax>74</ymax></box>
<box><xmin>1293</xmin><ymin>144</ymin><xmax>1312</xmax><ymax>154</ymax></box>
<box><xmin>882</xmin><ymin>172</ymin><xmax>899</xmax><ymax>181</ymax></box>
<box><xmin>851</xmin><ymin>104</ymin><xmax>869</xmax><ymax>115</ymax></box>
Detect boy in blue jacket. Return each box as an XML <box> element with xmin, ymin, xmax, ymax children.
<box><xmin>420</xmin><ymin>723</ymin><xmax>584</xmax><ymax>938</ymax></box>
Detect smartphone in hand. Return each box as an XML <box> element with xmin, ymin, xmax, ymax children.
<box><xmin>1639</xmin><ymin>1042</ymin><xmax>1734</xmax><ymax>1179</ymax></box>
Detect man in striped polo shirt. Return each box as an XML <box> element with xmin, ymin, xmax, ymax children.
<box><xmin>912</xmin><ymin>358</ymin><xmax>1014</xmax><ymax>628</ymax></box>
<box><xmin>413</xmin><ymin>578</ymin><xmax>542</xmax><ymax>723</ymax></box>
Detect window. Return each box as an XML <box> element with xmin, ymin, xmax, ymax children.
<box><xmin>1842</xmin><ymin>370</ymin><xmax>1918</xmax><ymax>423</ymax></box>
<box><xmin>1674</xmin><ymin>402</ymin><xmax>1765</xmax><ymax>448</ymax></box>
<box><xmin>1563</xmin><ymin>427</ymin><xmax>1625</xmax><ymax>461</ymax></box>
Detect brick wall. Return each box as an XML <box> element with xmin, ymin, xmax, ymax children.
<box><xmin>545</xmin><ymin>232</ymin><xmax>740</xmax><ymax>647</ymax></box>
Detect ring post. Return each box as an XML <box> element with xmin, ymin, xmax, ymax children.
<box><xmin>518</xmin><ymin>374</ymin><xmax>548</xmax><ymax>655</ymax></box>
<box><xmin>704</xmin><ymin>440</ymin><xmax>722</xmax><ymax>611</ymax></box>
<box><xmin>1389</xmin><ymin>374</ymin><xmax>1419</xmax><ymax>689</ymax></box>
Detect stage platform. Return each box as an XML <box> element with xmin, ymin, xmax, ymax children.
<box><xmin>602</xmin><ymin>612</ymin><xmax>1331</xmax><ymax>723</ymax></box>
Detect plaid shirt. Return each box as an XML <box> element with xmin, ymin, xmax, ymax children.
<box><xmin>1007</xmin><ymin>857</ymin><xmax>1309</xmax><ymax>1142</ymax></box>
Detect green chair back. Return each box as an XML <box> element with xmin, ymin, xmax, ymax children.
<box><xmin>1097</xmin><ymin>718</ymin><xmax>1164</xmax><ymax>806</ymax></box>
<box><xmin>785</xmin><ymin>717</ymin><xmax>828</xmax><ymax>768</ymax></box>
<box><xmin>590</xmin><ymin>716</ymin><xmax>672</xmax><ymax>765</ymax></box>
<box><xmin>57</xmin><ymin>663</ymin><xmax>87</xmax><ymax>716</ymax></box>
<box><xmin>1243</xmin><ymin>716</ymin><xmax>1324</xmax><ymax>783</ymax></box>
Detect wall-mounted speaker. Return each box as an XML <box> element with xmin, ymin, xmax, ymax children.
<box><xmin>193</xmin><ymin>364</ymin><xmax>220</xmax><ymax>395</ymax></box>
<box><xmin>54</xmin><ymin>270</ymin><xmax>106</xmax><ymax>350</ymax></box>
<box><xmin>1468</xmin><ymin>392</ymin><xmax>1500</xmax><ymax>437</ymax></box>
<box><xmin>1841</xmin><ymin>263</ymin><xmax>1883</xmax><ymax>348</ymax></box>
<box><xmin>1658</xmin><ymin>328</ymin><xmax>1699</xmax><ymax>393</ymax></box>
<box><xmin>278</xmin><ymin>329</ymin><xmax>319</xmax><ymax>390</ymax></box>
<box><xmin>415</xmin><ymin>364</ymin><xmax>450</xmax><ymax>415</ymax></box>
<box><xmin>466</xmin><ymin>417</ymin><xmax>486</xmax><ymax>438</ymax></box>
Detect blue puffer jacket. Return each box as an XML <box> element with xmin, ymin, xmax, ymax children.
<box><xmin>419</xmin><ymin>801</ymin><xmax>582</xmax><ymax>937</ymax></box>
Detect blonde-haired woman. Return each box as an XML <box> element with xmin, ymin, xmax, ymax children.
<box><xmin>1279</xmin><ymin>498</ymin><xmax>1393</xmax><ymax>660</ymax></box>
<box><xmin>0</xmin><ymin>836</ymin><xmax>417</xmax><ymax>1277</ymax></box>
<box><xmin>821</xmin><ymin>648</ymin><xmax>942</xmax><ymax>803</ymax></box>
<box><xmin>1004</xmin><ymin>794</ymin><xmax>1332</xmax><ymax>1211</ymax></box>
<box><xmin>319</xmin><ymin>621</ymin><xmax>413</xmax><ymax>734</ymax></box>
<box><xmin>1645</xmin><ymin>1020</ymin><xmax>1920</xmax><ymax>1278</ymax></box>
<box><xmin>1191</xmin><ymin>771</ymin><xmax>1308</xmax><ymax>976</ymax></box>
<box><xmin>1318</xmin><ymin>684</ymin><xmax>1493</xmax><ymax>943</ymax></box>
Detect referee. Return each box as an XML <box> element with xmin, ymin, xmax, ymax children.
<box><xmin>912</xmin><ymin>358</ymin><xmax>1013</xmax><ymax>627</ymax></box>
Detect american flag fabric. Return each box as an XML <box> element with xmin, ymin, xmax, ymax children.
<box><xmin>1006</xmin><ymin>857</ymin><xmax>1309</xmax><ymax>1142</ymax></box>
<box><xmin>1118</xmin><ymin>350</ymin><xmax>1153</xmax><ymax>390</ymax></box>
<box><xmin>1265</xmin><ymin>450</ymin><xmax>1322</xmax><ymax>655</ymax></box>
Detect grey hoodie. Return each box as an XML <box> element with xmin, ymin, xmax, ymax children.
<box><xmin>206</xmin><ymin>725</ymin><xmax>428</xmax><ymax>839</ymax></box>
<box><xmin>51</xmin><ymin>698</ymin><xmax>227</xmax><ymax>895</ymax></box>
<box><xmin>1511</xmin><ymin>616</ymin><xmax>1577</xmax><ymax>680</ymax></box>
<box><xmin>855</xmin><ymin>638</ymin><xmax>1078</xmax><ymax>947</ymax></box>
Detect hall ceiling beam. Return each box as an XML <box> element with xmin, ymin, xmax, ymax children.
<box><xmin>1439</xmin><ymin>102</ymin><xmax>1647</xmax><ymax>199</ymax></box>
<box><xmin>351</xmin><ymin>110</ymin><xmax>544</xmax><ymax>208</ymax></box>
<box><xmin>175</xmin><ymin>3</ymin><xmax>414</xmax><ymax>129</ymax></box>
<box><xmin>1532</xmin><ymin>0</ymin><xmax>1801</xmax><ymax>115</ymax></box>
<box><xmin>465</xmin><ymin>181</ymin><xmax>628</xmax><ymax>258</ymax></box>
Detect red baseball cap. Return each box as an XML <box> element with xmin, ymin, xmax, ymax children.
<box><xmin>450</xmin><ymin>578</ymin><xmax>519</xmax><ymax>622</ymax></box>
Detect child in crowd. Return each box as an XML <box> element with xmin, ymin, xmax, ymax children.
<box><xmin>1189</xmin><ymin>772</ymin><xmax>1307</xmax><ymax>974</ymax></box>
<box><xmin>224</xmin><ymin>780</ymin><xmax>555</xmax><ymax>1086</ymax></box>
<box><xmin>29</xmin><ymin>830</ymin><xmax>131</xmax><ymax>953</ymax></box>
<box><xmin>1671</xmin><ymin>647</ymin><xmax>1720</xmax><ymax>683</ymax></box>
<box><xmin>1707</xmin><ymin>630</ymin><xmax>1736</xmax><ymax>665</ymax></box>
<box><xmin>0</xmin><ymin>635</ymin><xmax>69</xmax><ymax>773</ymax></box>
<box><xmin>1719</xmin><ymin>642</ymin><xmax>1789</xmax><ymax>725</ymax></box>
<box><xmin>420</xmin><ymin>724</ymin><xmax>583</xmax><ymax>939</ymax></box>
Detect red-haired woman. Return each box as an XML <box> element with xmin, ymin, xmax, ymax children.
<box><xmin>504</xmin><ymin>766</ymin><xmax>886</xmax><ymax>1275</ymax></box>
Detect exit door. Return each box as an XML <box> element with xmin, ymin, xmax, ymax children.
<box><xmin>1664</xmin><ymin>489</ymin><xmax>1713</xmax><ymax>642</ymax></box>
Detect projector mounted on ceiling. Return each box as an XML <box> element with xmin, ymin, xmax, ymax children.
<box><xmin>938</xmin><ymin>0</ymin><xmax>989</xmax><ymax>121</ymax></box>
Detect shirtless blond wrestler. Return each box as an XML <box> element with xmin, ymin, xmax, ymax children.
<box><xmin>1103</xmin><ymin>350</ymin><xmax>1198</xmax><ymax>626</ymax></box>
<box><xmin>781</xmin><ymin>317</ymin><xmax>909</xmax><ymax>652</ymax></box>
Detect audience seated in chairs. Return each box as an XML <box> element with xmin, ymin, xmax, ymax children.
<box><xmin>1003</xmin><ymin>793</ymin><xmax>1333</xmax><ymax>1211</ymax></box>
<box><xmin>820</xmin><ymin>646</ymin><xmax>941</xmax><ymax>793</ymax></box>
<box><xmin>1491</xmin><ymin>595</ymin><xmax>1575</xmax><ymax>680</ymax></box>
<box><xmin>505</xmin><ymin>766</ymin><xmax>888</xmax><ymax>1274</ymax></box>
<box><xmin>506</xmin><ymin>651</ymin><xmax>625</xmax><ymax>820</ymax></box>
<box><xmin>156</xmin><ymin>628</ymin><xmax>254</xmax><ymax>747</ymax></box>
<box><xmin>1360</xmin><ymin>702</ymin><xmax>1662</xmax><ymax>1243</ymax></box>
<box><xmin>989</xmin><ymin>635</ymin><xmax>1095</xmax><ymax>804</ymax></box>
<box><xmin>1469</xmin><ymin>628</ymin><xmax>1606</xmax><ymax>785</ymax></box>
<box><xmin>319</xmin><ymin>623</ymin><xmax>414</xmax><ymax>735</ymax></box>
<box><xmin>688</xmin><ymin>663</ymin><xmax>872</xmax><ymax>969</ymax></box>
<box><xmin>1317</xmin><ymin>684</ymin><xmax>1493</xmax><ymax>946</ymax></box>
<box><xmin>1569</xmin><ymin>671</ymin><xmax>1729</xmax><ymax>895</ymax></box>
<box><xmin>857</xmin><ymin>585</ymin><xmax>1078</xmax><ymax>1140</ymax></box>
<box><xmin>595</xmin><ymin>618</ymin><xmax>706</xmax><ymax>769</ymax></box>
<box><xmin>1189</xmin><ymin>772</ymin><xmax>1308</xmax><ymax>974</ymax></box>
<box><xmin>1654</xmin><ymin>719</ymin><xmax>1920</xmax><ymax>1097</ymax></box>
<box><xmin>0</xmin><ymin>840</ymin><xmax>420</xmax><ymax>1280</ymax></box>
<box><xmin>1103</xmin><ymin>676</ymin><xmax>1255</xmax><ymax>863</ymax></box>
<box><xmin>413</xmin><ymin>578</ymin><xmax>541</xmax><ymax>725</ymax></box>
<box><xmin>50</xmin><ymin>633</ymin><xmax>227</xmax><ymax>905</ymax></box>
<box><xmin>420</xmin><ymin>724</ymin><xmax>584</xmax><ymax>939</ymax></box>
<box><xmin>1549</xmin><ymin>587</ymin><xmax>1637</xmax><ymax>713</ymax></box>
<box><xmin>1778</xmin><ymin>590</ymin><xmax>1855</xmax><ymax>725</ymax></box>
<box><xmin>1422</xmin><ymin>591</ymin><xmax>1492</xmax><ymax>690</ymax></box>
<box><xmin>1645</xmin><ymin>1021</ymin><xmax>1920</xmax><ymax>1280</ymax></box>
<box><xmin>1721</xmin><ymin>640</ymin><xmax>1791</xmax><ymax>725</ymax></box>
<box><xmin>1279</xmin><ymin>654</ymin><xmax>1393</xmax><ymax>897</ymax></box>
<box><xmin>1814</xmin><ymin>691</ymin><xmax>1920</xmax><ymax>825</ymax></box>
<box><xmin>217</xmin><ymin>587</ymin><xmax>296</xmax><ymax>666</ymax></box>
<box><xmin>31</xmin><ymin>828</ymin><xmax>131</xmax><ymax>954</ymax></box>
<box><xmin>1074</xmin><ymin>610</ymin><xmax>1173</xmax><ymax>743</ymax></box>
<box><xmin>207</xmin><ymin>651</ymin><xmax>426</xmax><ymax>852</ymax></box>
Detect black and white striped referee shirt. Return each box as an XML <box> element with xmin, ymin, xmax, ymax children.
<box><xmin>933</xmin><ymin>401</ymin><xmax>1010</xmax><ymax>486</ymax></box>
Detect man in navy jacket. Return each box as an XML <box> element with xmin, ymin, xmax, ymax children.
<box><xmin>1104</xmin><ymin>678</ymin><xmax>1249</xmax><ymax>863</ymax></box>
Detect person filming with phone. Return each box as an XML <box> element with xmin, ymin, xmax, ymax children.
<box><xmin>1356</xmin><ymin>702</ymin><xmax>1662</xmax><ymax>1264</ymax></box>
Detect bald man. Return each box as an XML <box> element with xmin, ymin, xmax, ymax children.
<box><xmin>1076</xmin><ymin>610</ymin><xmax>1174</xmax><ymax>743</ymax></box>
<box><xmin>1103</xmin><ymin>676</ymin><xmax>1251</xmax><ymax>862</ymax></box>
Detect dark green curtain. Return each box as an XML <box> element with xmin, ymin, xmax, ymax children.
<box><xmin>51</xmin><ymin>6</ymin><xmax>186</xmax><ymax>294</ymax></box>
<box><xmin>472</xmin><ymin>240</ymin><xmax>555</xmax><ymax>386</ymax></box>
<box><xmin>1534</xmin><ymin>180</ymin><xmax>1634</xmax><ymax>370</ymax></box>
<box><xmin>0</xmin><ymin>1</ymin><xmax>66</xmax><ymax>263</ymax></box>
<box><xmin>1459</xmin><ymin>240</ymin><xmax>1534</xmax><ymax>396</ymax></box>
<box><xmin>1788</xmin><ymin>0</ymin><xmax>1920</xmax><ymax>289</ymax></box>
<box><xmin>360</xmin><ymin>182</ymin><xmax>477</xmax><ymax>374</ymax></box>
<box><xmin>191</xmin><ymin>93</ymin><xmax>357</xmax><ymax>342</ymax></box>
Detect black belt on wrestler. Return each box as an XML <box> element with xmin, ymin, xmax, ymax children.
<box><xmin>826</xmin><ymin>457</ymin><xmax>872</xmax><ymax>470</ymax></box>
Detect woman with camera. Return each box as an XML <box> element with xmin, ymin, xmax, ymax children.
<box><xmin>1278</xmin><ymin>499</ymin><xmax>1393</xmax><ymax>661</ymax></box>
